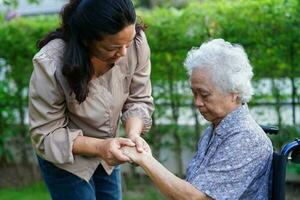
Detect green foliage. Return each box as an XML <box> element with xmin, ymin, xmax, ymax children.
<box><xmin>133</xmin><ymin>0</ymin><xmax>196</xmax><ymax>9</ymax></box>
<box><xmin>0</xmin><ymin>0</ymin><xmax>299</xmax><ymax>177</ymax></box>
<box><xmin>269</xmin><ymin>125</ymin><xmax>300</xmax><ymax>151</ymax></box>
<box><xmin>1</xmin><ymin>0</ymin><xmax>40</xmax><ymax>9</ymax></box>
<box><xmin>142</xmin><ymin>0</ymin><xmax>300</xmax><ymax>80</ymax></box>
<box><xmin>0</xmin><ymin>16</ymin><xmax>58</xmax><ymax>163</ymax></box>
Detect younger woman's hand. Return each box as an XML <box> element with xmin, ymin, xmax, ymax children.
<box><xmin>99</xmin><ymin>137</ymin><xmax>136</xmax><ymax>166</ymax></box>
<box><xmin>127</xmin><ymin>134</ymin><xmax>151</xmax><ymax>153</ymax></box>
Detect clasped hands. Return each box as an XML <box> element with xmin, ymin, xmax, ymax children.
<box><xmin>102</xmin><ymin>134</ymin><xmax>152</xmax><ymax>166</ymax></box>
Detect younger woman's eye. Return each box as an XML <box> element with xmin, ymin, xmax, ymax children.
<box><xmin>106</xmin><ymin>48</ymin><xmax>117</xmax><ymax>52</ymax></box>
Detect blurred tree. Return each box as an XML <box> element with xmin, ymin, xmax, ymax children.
<box><xmin>1</xmin><ymin>0</ymin><xmax>40</xmax><ymax>8</ymax></box>
<box><xmin>133</xmin><ymin>0</ymin><xmax>201</xmax><ymax>8</ymax></box>
<box><xmin>0</xmin><ymin>16</ymin><xmax>58</xmax><ymax>165</ymax></box>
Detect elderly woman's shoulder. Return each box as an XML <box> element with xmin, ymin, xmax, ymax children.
<box><xmin>228</xmin><ymin>122</ymin><xmax>273</xmax><ymax>153</ymax></box>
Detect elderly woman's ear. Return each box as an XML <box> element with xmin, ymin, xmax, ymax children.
<box><xmin>232</xmin><ymin>93</ymin><xmax>240</xmax><ymax>103</ymax></box>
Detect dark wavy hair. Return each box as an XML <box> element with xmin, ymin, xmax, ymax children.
<box><xmin>37</xmin><ymin>0</ymin><xmax>142</xmax><ymax>103</ymax></box>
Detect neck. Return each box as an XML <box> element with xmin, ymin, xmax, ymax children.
<box><xmin>212</xmin><ymin>103</ymin><xmax>241</xmax><ymax>127</ymax></box>
<box><xmin>91</xmin><ymin>56</ymin><xmax>114</xmax><ymax>77</ymax></box>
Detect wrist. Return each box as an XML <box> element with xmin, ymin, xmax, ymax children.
<box><xmin>125</xmin><ymin>117</ymin><xmax>144</xmax><ymax>138</ymax></box>
<box><xmin>126</xmin><ymin>132</ymin><xmax>141</xmax><ymax>139</ymax></box>
<box><xmin>140</xmin><ymin>152</ymin><xmax>153</xmax><ymax>167</ymax></box>
<box><xmin>95</xmin><ymin>138</ymin><xmax>106</xmax><ymax>157</ymax></box>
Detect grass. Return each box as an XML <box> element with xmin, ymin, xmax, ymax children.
<box><xmin>0</xmin><ymin>182</ymin><xmax>50</xmax><ymax>200</ymax></box>
<box><xmin>0</xmin><ymin>176</ymin><xmax>164</xmax><ymax>200</ymax></box>
<box><xmin>123</xmin><ymin>175</ymin><xmax>165</xmax><ymax>200</ymax></box>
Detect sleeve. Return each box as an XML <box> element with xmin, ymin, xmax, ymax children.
<box><xmin>29</xmin><ymin>52</ymin><xmax>83</xmax><ymax>164</ymax></box>
<box><xmin>121</xmin><ymin>31</ymin><xmax>154</xmax><ymax>133</ymax></box>
<box><xmin>189</xmin><ymin>132</ymin><xmax>272</xmax><ymax>200</ymax></box>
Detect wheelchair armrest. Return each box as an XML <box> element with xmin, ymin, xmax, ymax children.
<box><xmin>280</xmin><ymin>139</ymin><xmax>300</xmax><ymax>158</ymax></box>
<box><xmin>280</xmin><ymin>139</ymin><xmax>300</xmax><ymax>163</ymax></box>
<box><xmin>260</xmin><ymin>125</ymin><xmax>279</xmax><ymax>135</ymax></box>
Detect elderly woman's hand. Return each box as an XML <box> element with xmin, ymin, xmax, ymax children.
<box><xmin>121</xmin><ymin>145</ymin><xmax>152</xmax><ymax>165</ymax></box>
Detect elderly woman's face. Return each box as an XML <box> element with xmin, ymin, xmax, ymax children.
<box><xmin>191</xmin><ymin>68</ymin><xmax>239</xmax><ymax>126</ymax></box>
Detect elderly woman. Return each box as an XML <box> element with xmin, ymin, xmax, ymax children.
<box><xmin>122</xmin><ymin>39</ymin><xmax>273</xmax><ymax>200</ymax></box>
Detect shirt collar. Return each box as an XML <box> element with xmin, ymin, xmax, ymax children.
<box><xmin>213</xmin><ymin>104</ymin><xmax>249</xmax><ymax>137</ymax></box>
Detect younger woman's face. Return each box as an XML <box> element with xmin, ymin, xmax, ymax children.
<box><xmin>90</xmin><ymin>24</ymin><xmax>136</xmax><ymax>64</ymax></box>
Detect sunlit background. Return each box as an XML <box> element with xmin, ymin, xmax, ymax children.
<box><xmin>0</xmin><ymin>0</ymin><xmax>299</xmax><ymax>199</ymax></box>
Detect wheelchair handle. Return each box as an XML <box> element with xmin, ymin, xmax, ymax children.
<box><xmin>260</xmin><ymin>125</ymin><xmax>279</xmax><ymax>135</ymax></box>
<box><xmin>280</xmin><ymin>138</ymin><xmax>300</xmax><ymax>156</ymax></box>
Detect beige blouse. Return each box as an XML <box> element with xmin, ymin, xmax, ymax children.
<box><xmin>29</xmin><ymin>31</ymin><xmax>154</xmax><ymax>181</ymax></box>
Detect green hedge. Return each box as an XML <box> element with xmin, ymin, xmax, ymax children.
<box><xmin>0</xmin><ymin>16</ymin><xmax>58</xmax><ymax>163</ymax></box>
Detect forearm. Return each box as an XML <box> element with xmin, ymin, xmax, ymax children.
<box><xmin>125</xmin><ymin>117</ymin><xmax>144</xmax><ymax>137</ymax></box>
<box><xmin>140</xmin><ymin>156</ymin><xmax>210</xmax><ymax>200</ymax></box>
<box><xmin>72</xmin><ymin>135</ymin><xmax>104</xmax><ymax>157</ymax></box>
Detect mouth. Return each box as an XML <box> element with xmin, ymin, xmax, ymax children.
<box><xmin>198</xmin><ymin>108</ymin><xmax>205</xmax><ymax>113</ymax></box>
<box><xmin>198</xmin><ymin>110</ymin><xmax>208</xmax><ymax>117</ymax></box>
<box><xmin>110</xmin><ymin>56</ymin><xmax>121</xmax><ymax>62</ymax></box>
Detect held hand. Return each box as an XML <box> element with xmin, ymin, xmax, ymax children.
<box><xmin>121</xmin><ymin>146</ymin><xmax>152</xmax><ymax>165</ymax></box>
<box><xmin>99</xmin><ymin>137</ymin><xmax>135</xmax><ymax>166</ymax></box>
<box><xmin>127</xmin><ymin>134</ymin><xmax>151</xmax><ymax>153</ymax></box>
<box><xmin>125</xmin><ymin>117</ymin><xmax>150</xmax><ymax>153</ymax></box>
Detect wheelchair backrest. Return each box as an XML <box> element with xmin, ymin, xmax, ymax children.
<box><xmin>261</xmin><ymin>125</ymin><xmax>300</xmax><ymax>200</ymax></box>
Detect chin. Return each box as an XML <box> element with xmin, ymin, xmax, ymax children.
<box><xmin>200</xmin><ymin>113</ymin><xmax>211</xmax><ymax>121</ymax></box>
<box><xmin>108</xmin><ymin>58</ymin><xmax>119</xmax><ymax>63</ymax></box>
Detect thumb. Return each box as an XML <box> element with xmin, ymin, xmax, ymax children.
<box><xmin>134</xmin><ymin>138</ymin><xmax>144</xmax><ymax>153</ymax></box>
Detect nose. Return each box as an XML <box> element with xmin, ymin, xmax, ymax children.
<box><xmin>117</xmin><ymin>45</ymin><xmax>127</xmax><ymax>57</ymax></box>
<box><xmin>194</xmin><ymin>94</ymin><xmax>204</xmax><ymax>107</ymax></box>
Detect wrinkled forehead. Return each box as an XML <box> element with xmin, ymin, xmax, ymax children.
<box><xmin>189</xmin><ymin>67</ymin><xmax>227</xmax><ymax>95</ymax></box>
<box><xmin>190</xmin><ymin>69</ymin><xmax>213</xmax><ymax>88</ymax></box>
<box><xmin>190</xmin><ymin>67</ymin><xmax>213</xmax><ymax>82</ymax></box>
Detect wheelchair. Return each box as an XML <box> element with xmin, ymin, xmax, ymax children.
<box><xmin>261</xmin><ymin>125</ymin><xmax>300</xmax><ymax>200</ymax></box>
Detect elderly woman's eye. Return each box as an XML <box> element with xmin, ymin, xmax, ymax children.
<box><xmin>201</xmin><ymin>93</ymin><xmax>209</xmax><ymax>98</ymax></box>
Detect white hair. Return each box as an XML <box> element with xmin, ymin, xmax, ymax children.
<box><xmin>184</xmin><ymin>38</ymin><xmax>254</xmax><ymax>103</ymax></box>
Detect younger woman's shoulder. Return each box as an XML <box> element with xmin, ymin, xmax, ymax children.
<box><xmin>133</xmin><ymin>30</ymin><xmax>150</xmax><ymax>65</ymax></box>
<box><xmin>33</xmin><ymin>39</ymin><xmax>66</xmax><ymax>71</ymax></box>
<box><xmin>134</xmin><ymin>30</ymin><xmax>147</xmax><ymax>45</ymax></box>
<box><xmin>34</xmin><ymin>39</ymin><xmax>66</xmax><ymax>62</ymax></box>
<box><xmin>32</xmin><ymin>39</ymin><xmax>67</xmax><ymax>85</ymax></box>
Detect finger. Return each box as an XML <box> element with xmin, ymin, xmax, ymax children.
<box><xmin>118</xmin><ymin>138</ymin><xmax>136</xmax><ymax>147</ymax></box>
<box><xmin>121</xmin><ymin>147</ymin><xmax>129</xmax><ymax>155</ymax></box>
<box><xmin>112</xmin><ymin>149</ymin><xmax>132</xmax><ymax>162</ymax></box>
<box><xmin>134</xmin><ymin>138</ymin><xmax>144</xmax><ymax>153</ymax></box>
<box><xmin>143</xmin><ymin>143</ymin><xmax>151</xmax><ymax>152</ymax></box>
<box><xmin>122</xmin><ymin>149</ymin><xmax>134</xmax><ymax>163</ymax></box>
<box><xmin>141</xmin><ymin>139</ymin><xmax>150</xmax><ymax>149</ymax></box>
